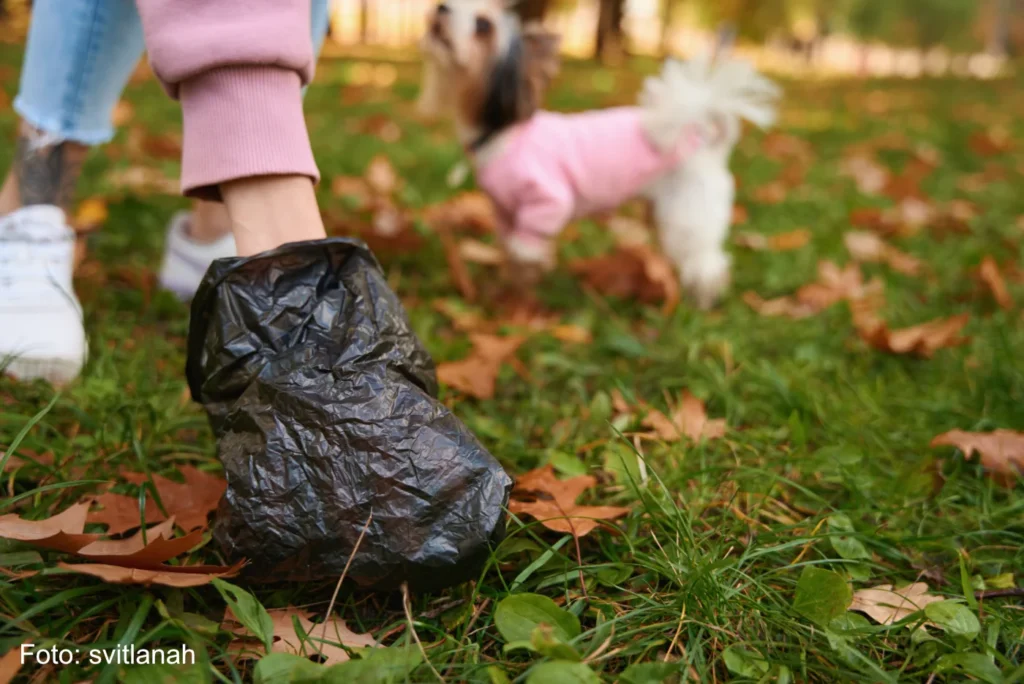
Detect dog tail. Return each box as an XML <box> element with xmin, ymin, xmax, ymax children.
<box><xmin>639</xmin><ymin>52</ymin><xmax>780</xmax><ymax>150</ymax></box>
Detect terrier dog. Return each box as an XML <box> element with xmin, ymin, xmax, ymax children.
<box><xmin>419</xmin><ymin>0</ymin><xmax>780</xmax><ymax>308</ymax></box>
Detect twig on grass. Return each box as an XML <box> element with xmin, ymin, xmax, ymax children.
<box><xmin>318</xmin><ymin>511</ymin><xmax>373</xmax><ymax>657</ymax></box>
<box><xmin>402</xmin><ymin>582</ymin><xmax>445</xmax><ymax>683</ymax></box>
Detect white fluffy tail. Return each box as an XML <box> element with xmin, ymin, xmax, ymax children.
<box><xmin>639</xmin><ymin>52</ymin><xmax>780</xmax><ymax>151</ymax></box>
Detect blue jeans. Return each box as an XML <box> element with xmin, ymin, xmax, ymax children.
<box><xmin>13</xmin><ymin>0</ymin><xmax>331</xmax><ymax>145</ymax></box>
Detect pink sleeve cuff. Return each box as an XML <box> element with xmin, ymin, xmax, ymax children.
<box><xmin>178</xmin><ymin>66</ymin><xmax>320</xmax><ymax>199</ymax></box>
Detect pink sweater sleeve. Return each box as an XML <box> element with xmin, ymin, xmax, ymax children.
<box><xmin>135</xmin><ymin>0</ymin><xmax>319</xmax><ymax>198</ymax></box>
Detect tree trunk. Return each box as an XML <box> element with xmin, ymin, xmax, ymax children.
<box><xmin>989</xmin><ymin>0</ymin><xmax>1012</xmax><ymax>56</ymax></box>
<box><xmin>595</xmin><ymin>0</ymin><xmax>626</xmax><ymax>63</ymax></box>
<box><xmin>516</xmin><ymin>0</ymin><xmax>551</xmax><ymax>23</ymax></box>
<box><xmin>360</xmin><ymin>0</ymin><xmax>370</xmax><ymax>43</ymax></box>
<box><xmin>660</xmin><ymin>0</ymin><xmax>675</xmax><ymax>56</ymax></box>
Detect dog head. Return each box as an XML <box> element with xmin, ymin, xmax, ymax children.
<box><xmin>418</xmin><ymin>1</ymin><xmax>561</xmax><ymax>135</ymax></box>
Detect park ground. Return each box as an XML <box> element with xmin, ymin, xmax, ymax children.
<box><xmin>1</xmin><ymin>43</ymin><xmax>1023</xmax><ymax>683</ymax></box>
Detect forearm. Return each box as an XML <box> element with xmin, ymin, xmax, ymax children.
<box><xmin>134</xmin><ymin>0</ymin><xmax>319</xmax><ymax>198</ymax></box>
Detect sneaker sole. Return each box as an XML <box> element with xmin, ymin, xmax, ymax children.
<box><xmin>4</xmin><ymin>356</ymin><xmax>84</xmax><ymax>387</ymax></box>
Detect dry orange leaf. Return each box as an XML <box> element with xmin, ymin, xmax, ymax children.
<box><xmin>0</xmin><ymin>642</ymin><xmax>26</xmax><ymax>684</ymax></box>
<box><xmin>331</xmin><ymin>176</ymin><xmax>372</xmax><ymax>210</ymax></box>
<box><xmin>436</xmin><ymin>334</ymin><xmax>526</xmax><ymax>400</ymax></box>
<box><xmin>458</xmin><ymin>239</ymin><xmax>505</xmax><ymax>266</ymax></box>
<box><xmin>856</xmin><ymin>313</ymin><xmax>969</xmax><ymax>358</ymax></box>
<box><xmin>844</xmin><ymin>231</ymin><xmax>922</xmax><ymax>276</ymax></box>
<box><xmin>364</xmin><ymin>155</ymin><xmax>399</xmax><ymax>196</ymax></box>
<box><xmin>570</xmin><ymin>244</ymin><xmax>679</xmax><ymax>313</ymax></box>
<box><xmin>753</xmin><ymin>181</ymin><xmax>788</xmax><ymax>204</ymax></box>
<box><xmin>73</xmin><ymin>198</ymin><xmax>109</xmax><ymax>233</ymax></box>
<box><xmin>113</xmin><ymin>466</ymin><xmax>227</xmax><ymax>532</ymax></box>
<box><xmin>58</xmin><ymin>560</ymin><xmax>244</xmax><ymax>587</ymax></box>
<box><xmin>931</xmin><ymin>429</ymin><xmax>1024</xmax><ymax>485</ymax></box>
<box><xmin>550</xmin><ymin>324</ymin><xmax>593</xmax><ymax>345</ymax></box>
<box><xmin>423</xmin><ymin>192</ymin><xmax>498</xmax><ymax>236</ymax></box>
<box><xmin>745</xmin><ymin>261</ymin><xmax>884</xmax><ymax>321</ymax></box>
<box><xmin>509</xmin><ymin>465</ymin><xmax>630</xmax><ymax>538</ymax></box>
<box><xmin>742</xmin><ymin>291</ymin><xmax>819</xmax><ymax>320</ymax></box>
<box><xmin>849</xmin><ymin>583</ymin><xmax>943</xmax><ymax>626</ymax></box>
<box><xmin>641</xmin><ymin>391</ymin><xmax>726</xmax><ymax>443</ymax></box>
<box><xmin>111</xmin><ymin>100</ymin><xmax>135</xmax><ymax>127</ymax></box>
<box><xmin>735</xmin><ymin>229</ymin><xmax>811</xmax><ymax>252</ymax></box>
<box><xmin>979</xmin><ymin>257</ymin><xmax>1013</xmax><ymax>310</ymax></box>
<box><xmin>840</xmin><ymin>155</ymin><xmax>890</xmax><ymax>195</ymax></box>
<box><xmin>75</xmin><ymin>521</ymin><xmax>204</xmax><ymax>569</ymax></box>
<box><xmin>85</xmin><ymin>491</ymin><xmax>167</xmax><ymax>535</ymax></box>
<box><xmin>607</xmin><ymin>215</ymin><xmax>650</xmax><ymax>246</ymax></box>
<box><xmin>0</xmin><ymin>503</ymin><xmax>99</xmax><ymax>554</ymax></box>
<box><xmin>224</xmin><ymin>606</ymin><xmax>377</xmax><ymax>665</ymax></box>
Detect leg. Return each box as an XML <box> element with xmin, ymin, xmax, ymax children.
<box><xmin>184</xmin><ymin>0</ymin><xmax>331</xmax><ymax>246</ymax></box>
<box><xmin>653</xmin><ymin>166</ymin><xmax>735</xmax><ymax>310</ymax></box>
<box><xmin>0</xmin><ymin>0</ymin><xmax>145</xmax><ymax>215</ymax></box>
<box><xmin>0</xmin><ymin>0</ymin><xmax>145</xmax><ymax>386</ymax></box>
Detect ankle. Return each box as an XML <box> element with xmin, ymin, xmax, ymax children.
<box><xmin>221</xmin><ymin>176</ymin><xmax>326</xmax><ymax>256</ymax></box>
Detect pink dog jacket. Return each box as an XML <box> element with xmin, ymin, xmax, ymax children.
<box><xmin>475</xmin><ymin>108</ymin><xmax>704</xmax><ymax>249</ymax></box>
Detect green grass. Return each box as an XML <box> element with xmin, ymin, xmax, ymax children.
<box><xmin>2</xmin><ymin>42</ymin><xmax>1023</xmax><ymax>683</ymax></box>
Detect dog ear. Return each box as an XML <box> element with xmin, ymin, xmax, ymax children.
<box><xmin>522</xmin><ymin>23</ymin><xmax>562</xmax><ymax>83</ymax></box>
<box><xmin>481</xmin><ymin>35</ymin><xmax>535</xmax><ymax>133</ymax></box>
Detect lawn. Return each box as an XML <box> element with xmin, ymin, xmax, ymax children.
<box><xmin>1</xmin><ymin>41</ymin><xmax>1023</xmax><ymax>684</ymax></box>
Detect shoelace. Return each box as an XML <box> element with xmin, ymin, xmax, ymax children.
<box><xmin>0</xmin><ymin>224</ymin><xmax>76</xmax><ymax>300</ymax></box>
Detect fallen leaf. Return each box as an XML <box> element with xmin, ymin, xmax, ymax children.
<box><xmin>849</xmin><ymin>583</ymin><xmax>944</xmax><ymax>625</ymax></box>
<box><xmin>0</xmin><ymin>642</ymin><xmax>26</xmax><ymax>684</ymax></box>
<box><xmin>570</xmin><ymin>245</ymin><xmax>679</xmax><ymax>313</ymax></box>
<box><xmin>745</xmin><ymin>261</ymin><xmax>884</xmax><ymax>321</ymax></box>
<box><xmin>224</xmin><ymin>606</ymin><xmax>378</xmax><ymax>664</ymax></box>
<box><xmin>365</xmin><ymin>155</ymin><xmax>399</xmax><ymax>196</ymax></box>
<box><xmin>735</xmin><ymin>229</ymin><xmax>811</xmax><ymax>252</ymax></box>
<box><xmin>856</xmin><ymin>313</ymin><xmax>969</xmax><ymax>358</ymax></box>
<box><xmin>331</xmin><ymin>176</ymin><xmax>372</xmax><ymax>209</ymax></box>
<box><xmin>550</xmin><ymin>324</ymin><xmax>593</xmax><ymax>345</ymax></box>
<box><xmin>969</xmin><ymin>127</ymin><xmax>1013</xmax><ymax>157</ymax></box>
<box><xmin>73</xmin><ymin>198</ymin><xmax>109</xmax><ymax>233</ymax></box>
<box><xmin>437</xmin><ymin>334</ymin><xmax>526</xmax><ymax>400</ymax></box>
<box><xmin>509</xmin><ymin>465</ymin><xmax>630</xmax><ymax>538</ymax></box>
<box><xmin>105</xmin><ymin>166</ymin><xmax>179</xmax><ymax>195</ymax></box>
<box><xmin>0</xmin><ymin>503</ymin><xmax>99</xmax><ymax>554</ymax></box>
<box><xmin>753</xmin><ymin>181</ymin><xmax>788</xmax><ymax>204</ymax></box>
<box><xmin>732</xmin><ymin>205</ymin><xmax>749</xmax><ymax>225</ymax></box>
<box><xmin>641</xmin><ymin>391</ymin><xmax>726</xmax><ymax>443</ymax></box>
<box><xmin>423</xmin><ymin>192</ymin><xmax>498</xmax><ymax>236</ymax></box>
<box><xmin>742</xmin><ymin>291</ymin><xmax>819</xmax><ymax>319</ymax></box>
<box><xmin>437</xmin><ymin>224</ymin><xmax>477</xmax><ymax>302</ymax></box>
<box><xmin>607</xmin><ymin>215</ymin><xmax>650</xmax><ymax>246</ymax></box>
<box><xmin>841</xmin><ymin>155</ymin><xmax>890</xmax><ymax>195</ymax></box>
<box><xmin>86</xmin><ymin>491</ymin><xmax>167</xmax><ymax>535</ymax></box>
<box><xmin>115</xmin><ymin>466</ymin><xmax>227</xmax><ymax>532</ymax></box>
<box><xmin>111</xmin><ymin>100</ymin><xmax>135</xmax><ymax>127</ymax></box>
<box><xmin>931</xmin><ymin>429</ymin><xmax>1024</xmax><ymax>485</ymax></box>
<box><xmin>58</xmin><ymin>560</ymin><xmax>244</xmax><ymax>587</ymax></box>
<box><xmin>75</xmin><ymin>520</ymin><xmax>204</xmax><ymax>568</ymax></box>
<box><xmin>459</xmin><ymin>239</ymin><xmax>505</xmax><ymax>266</ymax></box>
<box><xmin>844</xmin><ymin>231</ymin><xmax>922</xmax><ymax>276</ymax></box>
<box><xmin>978</xmin><ymin>257</ymin><xmax>1013</xmax><ymax>310</ymax></box>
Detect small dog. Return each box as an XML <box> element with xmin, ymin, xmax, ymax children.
<box><xmin>420</xmin><ymin>0</ymin><xmax>780</xmax><ymax>308</ymax></box>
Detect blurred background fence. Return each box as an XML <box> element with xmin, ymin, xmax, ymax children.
<box><xmin>2</xmin><ymin>0</ymin><xmax>1020</xmax><ymax>77</ymax></box>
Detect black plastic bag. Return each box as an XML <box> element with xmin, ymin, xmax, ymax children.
<box><xmin>186</xmin><ymin>238</ymin><xmax>512</xmax><ymax>590</ymax></box>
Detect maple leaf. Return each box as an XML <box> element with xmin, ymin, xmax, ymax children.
<box><xmin>570</xmin><ymin>244</ymin><xmax>679</xmax><ymax>314</ymax></box>
<box><xmin>509</xmin><ymin>465</ymin><xmax>630</xmax><ymax>538</ymax></box>
<box><xmin>978</xmin><ymin>257</ymin><xmax>1014</xmax><ymax>310</ymax></box>
<box><xmin>224</xmin><ymin>606</ymin><xmax>378</xmax><ymax>665</ymax></box>
<box><xmin>88</xmin><ymin>466</ymin><xmax>226</xmax><ymax>533</ymax></box>
<box><xmin>849</xmin><ymin>583</ymin><xmax>944</xmax><ymax>626</ymax></box>
<box><xmin>365</xmin><ymin>155</ymin><xmax>399</xmax><ymax>196</ymax></box>
<box><xmin>58</xmin><ymin>560</ymin><xmax>244</xmax><ymax>588</ymax></box>
<box><xmin>844</xmin><ymin>231</ymin><xmax>922</xmax><ymax>276</ymax></box>
<box><xmin>423</xmin><ymin>192</ymin><xmax>498</xmax><ymax>236</ymax></box>
<box><xmin>931</xmin><ymin>429</ymin><xmax>1024</xmax><ymax>485</ymax></box>
<box><xmin>436</xmin><ymin>334</ymin><xmax>526</xmax><ymax>400</ymax></box>
<box><xmin>641</xmin><ymin>391</ymin><xmax>726</xmax><ymax>443</ymax></box>
<box><xmin>0</xmin><ymin>503</ymin><xmax>98</xmax><ymax>554</ymax></box>
<box><xmin>735</xmin><ymin>229</ymin><xmax>811</xmax><ymax>252</ymax></box>
<box><xmin>856</xmin><ymin>313</ymin><xmax>969</xmax><ymax>358</ymax></box>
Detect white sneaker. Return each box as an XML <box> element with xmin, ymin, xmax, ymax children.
<box><xmin>0</xmin><ymin>206</ymin><xmax>87</xmax><ymax>386</ymax></box>
<box><xmin>158</xmin><ymin>212</ymin><xmax>237</xmax><ymax>300</ymax></box>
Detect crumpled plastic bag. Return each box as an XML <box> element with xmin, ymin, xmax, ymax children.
<box><xmin>185</xmin><ymin>238</ymin><xmax>512</xmax><ymax>590</ymax></box>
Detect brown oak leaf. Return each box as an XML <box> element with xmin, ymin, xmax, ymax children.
<box><xmin>509</xmin><ymin>465</ymin><xmax>629</xmax><ymax>538</ymax></box>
